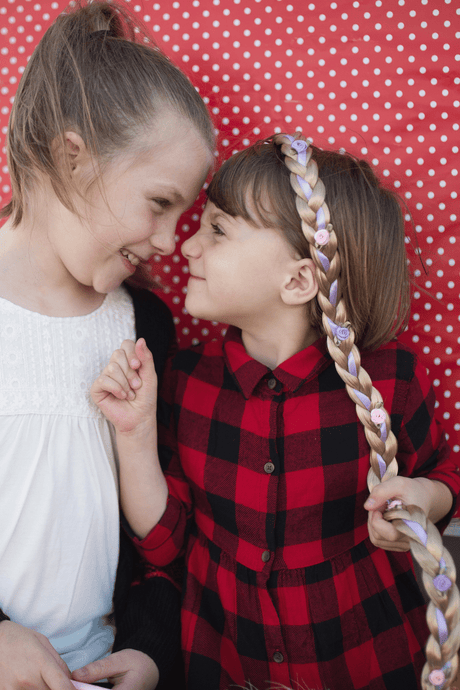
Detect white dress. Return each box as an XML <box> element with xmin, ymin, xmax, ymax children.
<box><xmin>0</xmin><ymin>286</ymin><xmax>135</xmax><ymax>671</ymax></box>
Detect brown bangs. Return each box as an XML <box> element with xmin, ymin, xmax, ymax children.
<box><xmin>206</xmin><ymin>141</ymin><xmax>289</xmax><ymax>226</ymax></box>
<box><xmin>206</xmin><ymin>139</ymin><xmax>311</xmax><ymax>258</ymax></box>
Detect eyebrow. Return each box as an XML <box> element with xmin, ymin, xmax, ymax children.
<box><xmin>208</xmin><ymin>209</ymin><xmax>233</xmax><ymax>223</ymax></box>
<box><xmin>155</xmin><ymin>188</ymin><xmax>186</xmax><ymax>204</ymax></box>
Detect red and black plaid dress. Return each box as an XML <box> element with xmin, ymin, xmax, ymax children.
<box><xmin>134</xmin><ymin>328</ymin><xmax>460</xmax><ymax>690</ymax></box>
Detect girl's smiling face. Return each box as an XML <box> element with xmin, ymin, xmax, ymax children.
<box><xmin>48</xmin><ymin>112</ymin><xmax>212</xmax><ymax>295</ymax></box>
<box><xmin>181</xmin><ymin>201</ymin><xmax>301</xmax><ymax>329</ymax></box>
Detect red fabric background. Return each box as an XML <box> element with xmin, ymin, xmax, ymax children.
<box><xmin>0</xmin><ymin>0</ymin><xmax>459</xmax><ymax>462</ymax></box>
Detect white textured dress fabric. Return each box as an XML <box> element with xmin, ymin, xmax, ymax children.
<box><xmin>0</xmin><ymin>286</ymin><xmax>136</xmax><ymax>670</ymax></box>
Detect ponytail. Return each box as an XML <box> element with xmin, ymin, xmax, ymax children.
<box><xmin>2</xmin><ymin>0</ymin><xmax>214</xmax><ymax>226</ymax></box>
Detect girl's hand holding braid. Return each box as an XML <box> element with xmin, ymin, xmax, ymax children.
<box><xmin>91</xmin><ymin>339</ymin><xmax>169</xmax><ymax>540</ymax></box>
<box><xmin>365</xmin><ymin>476</ymin><xmax>453</xmax><ymax>553</ymax></box>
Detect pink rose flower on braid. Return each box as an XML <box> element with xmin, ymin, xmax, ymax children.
<box><xmin>428</xmin><ymin>669</ymin><xmax>445</xmax><ymax>686</ymax></box>
<box><xmin>370</xmin><ymin>408</ymin><xmax>386</xmax><ymax>425</ymax></box>
<box><xmin>314</xmin><ymin>229</ymin><xmax>330</xmax><ymax>246</ymax></box>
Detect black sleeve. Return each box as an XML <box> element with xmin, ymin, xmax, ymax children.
<box><xmin>111</xmin><ymin>530</ymin><xmax>184</xmax><ymax>685</ymax></box>
<box><xmin>0</xmin><ymin>610</ymin><xmax>10</xmax><ymax>623</ymax></box>
<box><xmin>125</xmin><ymin>285</ymin><xmax>177</xmax><ymax>385</ymax></box>
<box><xmin>112</xmin><ymin>285</ymin><xmax>184</xmax><ymax>686</ymax></box>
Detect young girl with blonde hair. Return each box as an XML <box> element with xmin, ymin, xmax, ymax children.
<box><xmin>0</xmin><ymin>1</ymin><xmax>214</xmax><ymax>688</ymax></box>
<box><xmin>92</xmin><ymin>134</ymin><xmax>460</xmax><ymax>690</ymax></box>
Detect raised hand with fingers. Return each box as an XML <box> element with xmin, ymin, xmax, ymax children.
<box><xmin>91</xmin><ymin>338</ymin><xmax>169</xmax><ymax>539</ymax></box>
<box><xmin>91</xmin><ymin>338</ymin><xmax>157</xmax><ymax>435</ymax></box>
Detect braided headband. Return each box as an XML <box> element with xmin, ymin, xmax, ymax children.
<box><xmin>277</xmin><ymin>133</ymin><xmax>460</xmax><ymax>690</ymax></box>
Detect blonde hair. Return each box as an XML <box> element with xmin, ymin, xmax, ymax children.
<box><xmin>2</xmin><ymin>0</ymin><xmax>215</xmax><ymax>227</ymax></box>
<box><xmin>274</xmin><ymin>133</ymin><xmax>460</xmax><ymax>690</ymax></box>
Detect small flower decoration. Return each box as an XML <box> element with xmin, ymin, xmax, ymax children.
<box><xmin>371</xmin><ymin>408</ymin><xmax>386</xmax><ymax>425</ymax></box>
<box><xmin>336</xmin><ymin>326</ymin><xmax>350</xmax><ymax>341</ymax></box>
<box><xmin>433</xmin><ymin>574</ymin><xmax>452</xmax><ymax>592</ymax></box>
<box><xmin>332</xmin><ymin>321</ymin><xmax>352</xmax><ymax>347</ymax></box>
<box><xmin>314</xmin><ymin>229</ymin><xmax>330</xmax><ymax>246</ymax></box>
<box><xmin>428</xmin><ymin>669</ymin><xmax>445</xmax><ymax>686</ymax></box>
<box><xmin>292</xmin><ymin>139</ymin><xmax>308</xmax><ymax>154</ymax></box>
<box><xmin>386</xmin><ymin>499</ymin><xmax>403</xmax><ymax>510</ymax></box>
<box><xmin>314</xmin><ymin>223</ymin><xmax>334</xmax><ymax>249</ymax></box>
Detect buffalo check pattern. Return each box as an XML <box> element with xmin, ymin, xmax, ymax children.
<box><xmin>135</xmin><ymin>327</ymin><xmax>460</xmax><ymax>690</ymax></box>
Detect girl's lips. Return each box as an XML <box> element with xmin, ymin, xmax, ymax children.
<box><xmin>189</xmin><ymin>274</ymin><xmax>205</xmax><ymax>281</ymax></box>
<box><xmin>120</xmin><ymin>252</ymin><xmax>138</xmax><ymax>274</ymax></box>
<box><xmin>120</xmin><ymin>248</ymin><xmax>146</xmax><ymax>266</ymax></box>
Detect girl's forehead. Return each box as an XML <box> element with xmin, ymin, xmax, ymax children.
<box><xmin>106</xmin><ymin>119</ymin><xmax>211</xmax><ymax>194</ymax></box>
<box><xmin>137</xmin><ymin>114</ymin><xmax>212</xmax><ymax>160</ymax></box>
<box><xmin>202</xmin><ymin>201</ymin><xmax>233</xmax><ymax>221</ymax></box>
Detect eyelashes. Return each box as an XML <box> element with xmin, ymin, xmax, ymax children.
<box><xmin>152</xmin><ymin>198</ymin><xmax>171</xmax><ymax>209</ymax></box>
<box><xmin>211</xmin><ymin>223</ymin><xmax>225</xmax><ymax>236</ymax></box>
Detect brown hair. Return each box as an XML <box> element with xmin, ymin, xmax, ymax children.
<box><xmin>206</xmin><ymin>137</ymin><xmax>410</xmax><ymax>351</ymax></box>
<box><xmin>1</xmin><ymin>0</ymin><xmax>215</xmax><ymax>227</ymax></box>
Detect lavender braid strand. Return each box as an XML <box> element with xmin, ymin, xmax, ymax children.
<box><xmin>274</xmin><ymin>132</ymin><xmax>460</xmax><ymax>690</ymax></box>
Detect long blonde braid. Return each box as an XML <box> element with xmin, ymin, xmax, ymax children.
<box><xmin>274</xmin><ymin>132</ymin><xmax>460</xmax><ymax>690</ymax></box>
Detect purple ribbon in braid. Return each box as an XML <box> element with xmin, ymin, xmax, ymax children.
<box><xmin>286</xmin><ymin>135</ymin><xmax>327</xmax><ymax>236</ymax></box>
<box><xmin>285</xmin><ymin>133</ymin><xmax>456</xmax><ymax>685</ymax></box>
<box><xmin>343</xmin><ymin>250</ymin><xmax>453</xmax><ymax>665</ymax></box>
<box><xmin>289</xmin><ymin>135</ymin><xmax>387</xmax><ymax>478</ymax></box>
<box><xmin>286</xmin><ymin>136</ymin><xmax>344</xmax><ymax>336</ymax></box>
<box><xmin>351</xmin><ymin>354</ymin><xmax>454</xmax><ymax>651</ymax></box>
<box><xmin>403</xmin><ymin>520</ymin><xmax>451</xmax><ymax>649</ymax></box>
<box><xmin>347</xmin><ymin>354</ymin><xmax>388</xmax><ymax>479</ymax></box>
<box><xmin>287</xmin><ymin>138</ymin><xmax>391</xmax><ymax>476</ymax></box>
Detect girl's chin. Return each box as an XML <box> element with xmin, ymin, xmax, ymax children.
<box><xmin>184</xmin><ymin>298</ymin><xmax>207</xmax><ymax>321</ymax></box>
<box><xmin>187</xmin><ymin>308</ymin><xmax>220</xmax><ymax>324</ymax></box>
<box><xmin>91</xmin><ymin>277</ymin><xmax>124</xmax><ymax>295</ymax></box>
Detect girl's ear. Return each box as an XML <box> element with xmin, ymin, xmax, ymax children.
<box><xmin>52</xmin><ymin>131</ymin><xmax>91</xmax><ymax>177</ymax></box>
<box><xmin>281</xmin><ymin>258</ymin><xmax>318</xmax><ymax>306</ymax></box>
<box><xmin>63</xmin><ymin>131</ymin><xmax>90</xmax><ymax>175</ymax></box>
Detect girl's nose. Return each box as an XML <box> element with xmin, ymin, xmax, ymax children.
<box><xmin>150</xmin><ymin>224</ymin><xmax>176</xmax><ymax>256</ymax></box>
<box><xmin>181</xmin><ymin>231</ymin><xmax>202</xmax><ymax>259</ymax></box>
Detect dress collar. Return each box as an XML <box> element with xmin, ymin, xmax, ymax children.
<box><xmin>222</xmin><ymin>326</ymin><xmax>331</xmax><ymax>399</ymax></box>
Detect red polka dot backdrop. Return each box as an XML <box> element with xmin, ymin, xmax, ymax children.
<box><xmin>0</xmin><ymin>0</ymin><xmax>459</xmax><ymax>462</ymax></box>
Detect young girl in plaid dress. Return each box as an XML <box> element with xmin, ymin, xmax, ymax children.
<box><xmin>92</xmin><ymin>135</ymin><xmax>460</xmax><ymax>690</ymax></box>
